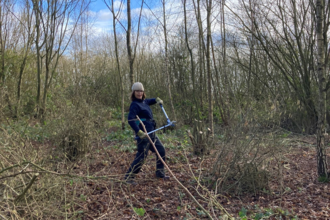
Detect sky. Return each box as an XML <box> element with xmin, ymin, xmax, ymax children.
<box><xmin>86</xmin><ymin>0</ymin><xmax>234</xmax><ymax>36</ymax></box>
<box><xmin>76</xmin><ymin>0</ymin><xmax>234</xmax><ymax>52</ymax></box>
<box><xmin>87</xmin><ymin>0</ymin><xmax>163</xmax><ymax>34</ymax></box>
<box><xmin>90</xmin><ymin>0</ymin><xmax>144</xmax><ymax>12</ymax></box>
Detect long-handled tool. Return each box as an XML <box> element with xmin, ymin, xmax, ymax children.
<box><xmin>135</xmin><ymin>104</ymin><xmax>175</xmax><ymax>139</ymax></box>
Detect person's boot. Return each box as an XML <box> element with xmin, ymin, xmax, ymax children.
<box><xmin>155</xmin><ymin>174</ymin><xmax>170</xmax><ymax>181</ymax></box>
<box><xmin>124</xmin><ymin>174</ymin><xmax>138</xmax><ymax>185</ymax></box>
<box><xmin>161</xmin><ymin>176</ymin><xmax>170</xmax><ymax>181</ymax></box>
<box><xmin>125</xmin><ymin>178</ymin><xmax>138</xmax><ymax>185</ymax></box>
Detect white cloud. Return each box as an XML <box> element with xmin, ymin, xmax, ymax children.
<box><xmin>97</xmin><ymin>9</ymin><xmax>112</xmax><ymax>21</ymax></box>
<box><xmin>113</xmin><ymin>0</ymin><xmax>126</xmax><ymax>11</ymax></box>
<box><xmin>90</xmin><ymin>1</ymin><xmax>128</xmax><ymax>35</ymax></box>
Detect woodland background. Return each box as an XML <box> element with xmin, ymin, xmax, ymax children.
<box><xmin>0</xmin><ymin>0</ymin><xmax>330</xmax><ymax>219</ymax></box>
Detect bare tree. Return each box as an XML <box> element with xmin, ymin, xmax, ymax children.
<box><xmin>228</xmin><ymin>0</ymin><xmax>318</xmax><ymax>133</ymax></box>
<box><xmin>228</xmin><ymin>0</ymin><xmax>329</xmax><ymax>179</ymax></box>
<box><xmin>105</xmin><ymin>0</ymin><xmax>126</xmax><ymax>130</ymax></box>
<box><xmin>183</xmin><ymin>0</ymin><xmax>200</xmax><ymax>118</ymax></box>
<box><xmin>0</xmin><ymin>0</ymin><xmax>17</xmax><ymax>85</ymax></box>
<box><xmin>209</xmin><ymin>0</ymin><xmax>230</xmax><ymax>126</ymax></box>
<box><xmin>161</xmin><ymin>0</ymin><xmax>177</xmax><ymax>122</ymax></box>
<box><xmin>0</xmin><ymin>0</ymin><xmax>10</xmax><ymax>85</ymax></box>
<box><xmin>142</xmin><ymin>1</ymin><xmax>177</xmax><ymax>121</ymax></box>
<box><xmin>192</xmin><ymin>0</ymin><xmax>214</xmax><ymax>131</ymax></box>
<box><xmin>32</xmin><ymin>0</ymin><xmax>90</xmax><ymax>119</ymax></box>
<box><xmin>16</xmin><ymin>0</ymin><xmax>35</xmax><ymax>117</ymax></box>
<box><xmin>193</xmin><ymin>0</ymin><xmax>205</xmax><ymax>114</ymax></box>
<box><xmin>71</xmin><ymin>4</ymin><xmax>93</xmax><ymax>82</ymax></box>
<box><xmin>105</xmin><ymin>0</ymin><xmax>143</xmax><ymax>86</ymax></box>
<box><xmin>0</xmin><ymin>1</ymin><xmax>5</xmax><ymax>85</ymax></box>
<box><xmin>0</xmin><ymin>0</ymin><xmax>23</xmax><ymax>116</ymax></box>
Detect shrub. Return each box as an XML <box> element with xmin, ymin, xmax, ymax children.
<box><xmin>211</xmin><ymin>122</ymin><xmax>284</xmax><ymax>195</ymax></box>
<box><xmin>46</xmin><ymin>97</ymin><xmax>98</xmax><ymax>161</ymax></box>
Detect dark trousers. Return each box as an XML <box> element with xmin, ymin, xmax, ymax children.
<box><xmin>125</xmin><ymin>136</ymin><xmax>166</xmax><ymax>179</ymax></box>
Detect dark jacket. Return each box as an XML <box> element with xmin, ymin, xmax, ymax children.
<box><xmin>128</xmin><ymin>98</ymin><xmax>157</xmax><ymax>137</ymax></box>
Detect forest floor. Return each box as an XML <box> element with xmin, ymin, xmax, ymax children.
<box><xmin>59</xmin><ymin>133</ymin><xmax>330</xmax><ymax>220</ymax></box>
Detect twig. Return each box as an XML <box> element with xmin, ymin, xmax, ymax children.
<box><xmin>2</xmin><ymin>161</ymin><xmax>121</xmax><ymax>181</ymax></box>
<box><xmin>136</xmin><ymin>116</ymin><xmax>214</xmax><ymax>220</ymax></box>
<box><xmin>14</xmin><ymin>173</ymin><xmax>39</xmax><ymax>204</ymax></box>
<box><xmin>94</xmin><ymin>184</ymin><xmax>117</xmax><ymax>220</ymax></box>
<box><xmin>0</xmin><ymin>212</ymin><xmax>9</xmax><ymax>220</ymax></box>
<box><xmin>0</xmin><ymin>164</ymin><xmax>21</xmax><ymax>174</ymax></box>
<box><xmin>94</xmin><ymin>212</ymin><xmax>109</xmax><ymax>220</ymax></box>
<box><xmin>0</xmin><ymin>159</ymin><xmax>5</xmax><ymax>170</ymax></box>
<box><xmin>183</xmin><ymin>149</ymin><xmax>233</xmax><ymax>218</ymax></box>
<box><xmin>64</xmin><ymin>183</ymin><xmax>68</xmax><ymax>220</ymax></box>
<box><xmin>1</xmin><ymin>182</ymin><xmax>20</xmax><ymax>196</ymax></box>
<box><xmin>0</xmin><ymin>171</ymin><xmax>40</xmax><ymax>180</ymax></box>
<box><xmin>211</xmin><ymin>201</ymin><xmax>219</xmax><ymax>220</ymax></box>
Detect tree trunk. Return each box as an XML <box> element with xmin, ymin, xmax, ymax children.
<box><xmin>106</xmin><ymin>0</ymin><xmax>125</xmax><ymax>130</ymax></box>
<box><xmin>16</xmin><ymin>1</ymin><xmax>35</xmax><ymax>116</ymax></box>
<box><xmin>183</xmin><ymin>0</ymin><xmax>200</xmax><ymax>120</ymax></box>
<box><xmin>17</xmin><ymin>26</ymin><xmax>33</xmax><ymax>117</ymax></box>
<box><xmin>0</xmin><ymin>1</ymin><xmax>6</xmax><ymax>85</ymax></box>
<box><xmin>220</xmin><ymin>0</ymin><xmax>231</xmax><ymax>124</ymax></box>
<box><xmin>206</xmin><ymin>0</ymin><xmax>214</xmax><ymax>136</ymax></box>
<box><xmin>127</xmin><ymin>0</ymin><xmax>134</xmax><ymax>85</ymax></box>
<box><xmin>32</xmin><ymin>0</ymin><xmax>42</xmax><ymax>116</ymax></box>
<box><xmin>211</xmin><ymin>36</ymin><xmax>227</xmax><ymax>126</ymax></box>
<box><xmin>315</xmin><ymin>0</ymin><xmax>328</xmax><ymax>179</ymax></box>
<box><xmin>193</xmin><ymin>0</ymin><xmax>205</xmax><ymax>117</ymax></box>
<box><xmin>162</xmin><ymin>0</ymin><xmax>177</xmax><ymax>122</ymax></box>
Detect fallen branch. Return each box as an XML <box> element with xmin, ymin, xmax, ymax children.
<box><xmin>14</xmin><ymin>173</ymin><xmax>39</xmax><ymax>204</ymax></box>
<box><xmin>183</xmin><ymin>150</ymin><xmax>233</xmax><ymax>218</ymax></box>
<box><xmin>137</xmin><ymin>116</ymin><xmax>215</xmax><ymax>220</ymax></box>
<box><xmin>0</xmin><ymin>171</ymin><xmax>40</xmax><ymax>180</ymax></box>
<box><xmin>0</xmin><ymin>164</ymin><xmax>21</xmax><ymax>174</ymax></box>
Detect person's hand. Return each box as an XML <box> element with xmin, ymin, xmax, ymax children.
<box><xmin>137</xmin><ymin>130</ymin><xmax>148</xmax><ymax>139</ymax></box>
<box><xmin>156</xmin><ymin>97</ymin><xmax>163</xmax><ymax>105</ymax></box>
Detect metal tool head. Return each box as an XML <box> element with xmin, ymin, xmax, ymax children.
<box><xmin>134</xmin><ymin>103</ymin><xmax>175</xmax><ymax>140</ymax></box>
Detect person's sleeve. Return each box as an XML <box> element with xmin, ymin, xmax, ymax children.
<box><xmin>145</xmin><ymin>98</ymin><xmax>157</xmax><ymax>106</ymax></box>
<box><xmin>127</xmin><ymin>103</ymin><xmax>140</xmax><ymax>134</ymax></box>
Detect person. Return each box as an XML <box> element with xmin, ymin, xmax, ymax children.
<box><xmin>124</xmin><ymin>82</ymin><xmax>170</xmax><ymax>185</ymax></box>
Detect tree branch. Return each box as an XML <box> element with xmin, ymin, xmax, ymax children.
<box><xmin>136</xmin><ymin>115</ymin><xmax>215</xmax><ymax>220</ymax></box>
<box><xmin>14</xmin><ymin>173</ymin><xmax>39</xmax><ymax>204</ymax></box>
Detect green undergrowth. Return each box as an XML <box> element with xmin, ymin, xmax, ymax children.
<box><xmin>238</xmin><ymin>206</ymin><xmax>298</xmax><ymax>220</ymax></box>
<box><xmin>103</xmin><ymin>122</ymin><xmax>191</xmax><ymax>151</ymax></box>
<box><xmin>0</xmin><ymin>117</ymin><xmax>50</xmax><ymax>141</ymax></box>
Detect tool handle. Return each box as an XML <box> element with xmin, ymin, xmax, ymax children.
<box><xmin>133</xmin><ymin>104</ymin><xmax>174</xmax><ymax>140</ymax></box>
<box><xmin>134</xmin><ymin>123</ymin><xmax>175</xmax><ymax>140</ymax></box>
<box><xmin>159</xmin><ymin>104</ymin><xmax>171</xmax><ymax>124</ymax></box>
